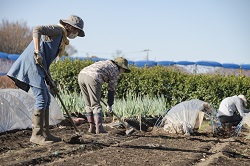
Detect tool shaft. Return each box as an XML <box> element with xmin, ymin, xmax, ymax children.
<box><xmin>37</xmin><ymin>62</ymin><xmax>79</xmax><ymax>133</ymax></box>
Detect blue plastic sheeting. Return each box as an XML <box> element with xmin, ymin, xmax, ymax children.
<box><xmin>60</xmin><ymin>56</ymin><xmax>108</xmax><ymax>62</ymax></box>
<box><xmin>241</xmin><ymin>64</ymin><xmax>250</xmax><ymax>70</ymax></box>
<box><xmin>2</xmin><ymin>53</ymin><xmax>250</xmax><ymax>70</ymax></box>
<box><xmin>0</xmin><ymin>52</ymin><xmax>19</xmax><ymax>60</ymax></box>
<box><xmin>128</xmin><ymin>60</ymin><xmax>134</xmax><ymax>65</ymax></box>
<box><xmin>134</xmin><ymin>60</ymin><xmax>157</xmax><ymax>67</ymax></box>
<box><xmin>196</xmin><ymin>61</ymin><xmax>222</xmax><ymax>67</ymax></box>
<box><xmin>0</xmin><ymin>52</ymin><xmax>8</xmax><ymax>59</ymax></box>
<box><xmin>157</xmin><ymin>61</ymin><xmax>176</xmax><ymax>66</ymax></box>
<box><xmin>71</xmin><ymin>57</ymin><xmax>84</xmax><ymax>61</ymax></box>
<box><xmin>7</xmin><ymin>54</ymin><xmax>19</xmax><ymax>60</ymax></box>
<box><xmin>221</xmin><ymin>63</ymin><xmax>240</xmax><ymax>69</ymax></box>
<box><xmin>176</xmin><ymin>61</ymin><xmax>195</xmax><ymax>65</ymax></box>
<box><xmin>87</xmin><ymin>57</ymin><xmax>107</xmax><ymax>62</ymax></box>
<box><xmin>60</xmin><ymin>57</ymin><xmax>86</xmax><ymax>61</ymax></box>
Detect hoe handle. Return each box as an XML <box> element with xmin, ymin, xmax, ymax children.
<box><xmin>36</xmin><ymin>61</ymin><xmax>80</xmax><ymax>133</ymax></box>
<box><xmin>100</xmin><ymin>99</ymin><xmax>129</xmax><ymax>129</ymax></box>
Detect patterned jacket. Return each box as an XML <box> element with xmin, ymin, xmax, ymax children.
<box><xmin>80</xmin><ymin>60</ymin><xmax>120</xmax><ymax>91</ymax></box>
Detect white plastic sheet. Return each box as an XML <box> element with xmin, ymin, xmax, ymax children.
<box><xmin>240</xmin><ymin>113</ymin><xmax>250</xmax><ymax>128</ymax></box>
<box><xmin>0</xmin><ymin>89</ymin><xmax>64</xmax><ymax>133</ymax></box>
<box><xmin>162</xmin><ymin>99</ymin><xmax>213</xmax><ymax>135</ymax></box>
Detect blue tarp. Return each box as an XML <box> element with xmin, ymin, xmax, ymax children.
<box><xmin>61</xmin><ymin>57</ymin><xmax>108</xmax><ymax>62</ymax></box>
<box><xmin>241</xmin><ymin>64</ymin><xmax>250</xmax><ymax>70</ymax></box>
<box><xmin>1</xmin><ymin>52</ymin><xmax>250</xmax><ymax>70</ymax></box>
<box><xmin>0</xmin><ymin>52</ymin><xmax>8</xmax><ymax>59</ymax></box>
<box><xmin>134</xmin><ymin>60</ymin><xmax>157</xmax><ymax>67</ymax></box>
<box><xmin>157</xmin><ymin>61</ymin><xmax>176</xmax><ymax>66</ymax></box>
<box><xmin>7</xmin><ymin>54</ymin><xmax>19</xmax><ymax>60</ymax></box>
<box><xmin>87</xmin><ymin>57</ymin><xmax>107</xmax><ymax>62</ymax></box>
<box><xmin>128</xmin><ymin>60</ymin><xmax>134</xmax><ymax>65</ymax></box>
<box><xmin>221</xmin><ymin>63</ymin><xmax>240</xmax><ymax>69</ymax></box>
<box><xmin>196</xmin><ymin>61</ymin><xmax>222</xmax><ymax>67</ymax></box>
<box><xmin>0</xmin><ymin>52</ymin><xmax>19</xmax><ymax>60</ymax></box>
<box><xmin>176</xmin><ymin>61</ymin><xmax>195</xmax><ymax>66</ymax></box>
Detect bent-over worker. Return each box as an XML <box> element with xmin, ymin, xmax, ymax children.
<box><xmin>78</xmin><ymin>57</ymin><xmax>131</xmax><ymax>134</ymax></box>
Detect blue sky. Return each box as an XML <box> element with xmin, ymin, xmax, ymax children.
<box><xmin>1</xmin><ymin>0</ymin><xmax>250</xmax><ymax>64</ymax></box>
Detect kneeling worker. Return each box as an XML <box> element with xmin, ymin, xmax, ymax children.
<box><xmin>217</xmin><ymin>95</ymin><xmax>249</xmax><ymax>131</ymax></box>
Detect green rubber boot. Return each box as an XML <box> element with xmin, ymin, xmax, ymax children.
<box><xmin>44</xmin><ymin>108</ymin><xmax>61</xmax><ymax>142</ymax></box>
<box><xmin>30</xmin><ymin>109</ymin><xmax>53</xmax><ymax>145</ymax></box>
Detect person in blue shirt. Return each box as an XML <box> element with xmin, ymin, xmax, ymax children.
<box><xmin>7</xmin><ymin>15</ymin><xmax>85</xmax><ymax>145</ymax></box>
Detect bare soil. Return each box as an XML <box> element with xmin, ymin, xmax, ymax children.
<box><xmin>1</xmin><ymin>76</ymin><xmax>250</xmax><ymax>165</ymax></box>
<box><xmin>0</xmin><ymin>118</ymin><xmax>250</xmax><ymax>166</ymax></box>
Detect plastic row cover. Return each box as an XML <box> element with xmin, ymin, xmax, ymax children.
<box><xmin>162</xmin><ymin>99</ymin><xmax>213</xmax><ymax>135</ymax></box>
<box><xmin>0</xmin><ymin>89</ymin><xmax>64</xmax><ymax>133</ymax></box>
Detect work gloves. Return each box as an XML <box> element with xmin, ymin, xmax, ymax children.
<box><xmin>107</xmin><ymin>90</ymin><xmax>114</xmax><ymax>116</ymax></box>
<box><xmin>107</xmin><ymin>105</ymin><xmax>112</xmax><ymax>112</ymax></box>
<box><xmin>46</xmin><ymin>78</ymin><xmax>58</xmax><ymax>95</ymax></box>
<box><xmin>107</xmin><ymin>105</ymin><xmax>113</xmax><ymax>116</ymax></box>
<box><xmin>107</xmin><ymin>90</ymin><xmax>115</xmax><ymax>106</ymax></box>
<box><xmin>34</xmin><ymin>51</ymin><xmax>43</xmax><ymax>64</ymax></box>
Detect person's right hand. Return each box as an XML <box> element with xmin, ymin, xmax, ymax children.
<box><xmin>34</xmin><ymin>51</ymin><xmax>43</xmax><ymax>64</ymax></box>
<box><xmin>49</xmin><ymin>79</ymin><xmax>59</xmax><ymax>94</ymax></box>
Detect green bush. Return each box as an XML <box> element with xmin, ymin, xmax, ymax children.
<box><xmin>50</xmin><ymin>58</ymin><xmax>93</xmax><ymax>92</ymax></box>
<box><xmin>50</xmin><ymin>59</ymin><xmax>250</xmax><ymax>110</ymax></box>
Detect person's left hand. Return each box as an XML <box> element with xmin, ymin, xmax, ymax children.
<box><xmin>107</xmin><ymin>105</ymin><xmax>112</xmax><ymax>112</ymax></box>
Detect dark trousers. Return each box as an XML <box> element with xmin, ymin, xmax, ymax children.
<box><xmin>219</xmin><ymin>113</ymin><xmax>242</xmax><ymax>126</ymax></box>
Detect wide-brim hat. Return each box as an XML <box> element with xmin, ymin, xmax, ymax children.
<box><xmin>238</xmin><ymin>95</ymin><xmax>247</xmax><ymax>107</ymax></box>
<box><xmin>113</xmin><ymin>57</ymin><xmax>131</xmax><ymax>73</ymax></box>
<box><xmin>60</xmin><ymin>15</ymin><xmax>85</xmax><ymax>37</ymax></box>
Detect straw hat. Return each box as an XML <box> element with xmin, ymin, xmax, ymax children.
<box><xmin>60</xmin><ymin>15</ymin><xmax>85</xmax><ymax>37</ymax></box>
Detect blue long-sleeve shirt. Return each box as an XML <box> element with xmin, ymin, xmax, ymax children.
<box><xmin>7</xmin><ymin>25</ymin><xmax>63</xmax><ymax>89</ymax></box>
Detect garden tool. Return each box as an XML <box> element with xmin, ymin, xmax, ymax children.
<box><xmin>35</xmin><ymin>58</ymin><xmax>82</xmax><ymax>136</ymax></box>
<box><xmin>100</xmin><ymin>99</ymin><xmax>135</xmax><ymax>135</ymax></box>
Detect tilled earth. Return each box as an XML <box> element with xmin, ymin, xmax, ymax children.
<box><xmin>0</xmin><ymin>118</ymin><xmax>250</xmax><ymax>166</ymax></box>
<box><xmin>1</xmin><ymin>75</ymin><xmax>250</xmax><ymax>166</ymax></box>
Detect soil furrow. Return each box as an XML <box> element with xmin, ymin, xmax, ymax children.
<box><xmin>0</xmin><ymin>122</ymin><xmax>249</xmax><ymax>165</ymax></box>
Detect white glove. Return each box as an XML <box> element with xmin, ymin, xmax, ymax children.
<box><xmin>107</xmin><ymin>105</ymin><xmax>113</xmax><ymax>113</ymax></box>
<box><xmin>34</xmin><ymin>51</ymin><xmax>43</xmax><ymax>64</ymax></box>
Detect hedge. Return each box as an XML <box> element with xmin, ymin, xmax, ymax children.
<box><xmin>50</xmin><ymin>59</ymin><xmax>250</xmax><ymax>109</ymax></box>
